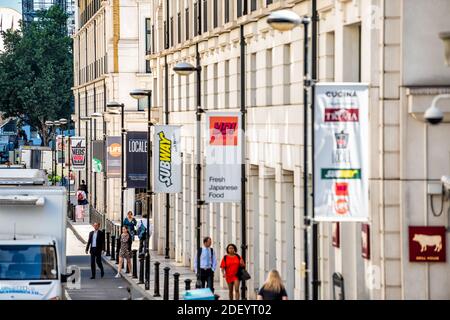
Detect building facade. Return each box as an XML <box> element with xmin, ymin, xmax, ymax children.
<box><xmin>72</xmin><ymin>0</ymin><xmax>154</xmax><ymax>224</ymax></box>
<box><xmin>0</xmin><ymin>7</ymin><xmax>21</xmax><ymax>52</ymax></box>
<box><xmin>145</xmin><ymin>0</ymin><xmax>450</xmax><ymax>300</ymax></box>
<box><xmin>22</xmin><ymin>0</ymin><xmax>76</xmax><ymax>34</ymax></box>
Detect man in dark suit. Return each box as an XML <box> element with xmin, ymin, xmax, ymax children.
<box><xmin>85</xmin><ymin>222</ymin><xmax>105</xmax><ymax>279</ymax></box>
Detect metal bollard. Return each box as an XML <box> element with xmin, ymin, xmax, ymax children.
<box><xmin>102</xmin><ymin>229</ymin><xmax>106</xmax><ymax>249</ymax></box>
<box><xmin>163</xmin><ymin>267</ymin><xmax>170</xmax><ymax>300</ymax></box>
<box><xmin>185</xmin><ymin>279</ymin><xmax>192</xmax><ymax>291</ymax></box>
<box><xmin>106</xmin><ymin>232</ymin><xmax>111</xmax><ymax>256</ymax></box>
<box><xmin>173</xmin><ymin>273</ymin><xmax>180</xmax><ymax>300</ymax></box>
<box><xmin>115</xmin><ymin>238</ymin><xmax>120</xmax><ymax>264</ymax></box>
<box><xmin>110</xmin><ymin>235</ymin><xmax>116</xmax><ymax>261</ymax></box>
<box><xmin>132</xmin><ymin>250</ymin><xmax>138</xmax><ymax>278</ymax></box>
<box><xmin>153</xmin><ymin>262</ymin><xmax>161</xmax><ymax>297</ymax></box>
<box><xmin>138</xmin><ymin>253</ymin><xmax>145</xmax><ymax>284</ymax></box>
<box><xmin>145</xmin><ymin>252</ymin><xmax>150</xmax><ymax>291</ymax></box>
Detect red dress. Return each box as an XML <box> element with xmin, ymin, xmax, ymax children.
<box><xmin>220</xmin><ymin>255</ymin><xmax>244</xmax><ymax>284</ymax></box>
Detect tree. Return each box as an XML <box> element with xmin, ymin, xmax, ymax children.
<box><xmin>0</xmin><ymin>6</ymin><xmax>73</xmax><ymax>146</ymax></box>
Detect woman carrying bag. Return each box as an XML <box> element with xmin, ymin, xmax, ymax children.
<box><xmin>220</xmin><ymin>243</ymin><xmax>250</xmax><ymax>300</ymax></box>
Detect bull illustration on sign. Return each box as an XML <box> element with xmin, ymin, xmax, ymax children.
<box><xmin>413</xmin><ymin>234</ymin><xmax>443</xmax><ymax>253</ymax></box>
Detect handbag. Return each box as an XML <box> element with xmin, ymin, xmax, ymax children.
<box><xmin>238</xmin><ymin>267</ymin><xmax>251</xmax><ymax>281</ymax></box>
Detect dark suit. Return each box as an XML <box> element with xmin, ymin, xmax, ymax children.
<box><xmin>86</xmin><ymin>230</ymin><xmax>105</xmax><ymax>278</ymax></box>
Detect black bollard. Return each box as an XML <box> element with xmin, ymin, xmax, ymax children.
<box><xmin>106</xmin><ymin>232</ymin><xmax>111</xmax><ymax>256</ymax></box>
<box><xmin>145</xmin><ymin>252</ymin><xmax>150</xmax><ymax>291</ymax></box>
<box><xmin>163</xmin><ymin>267</ymin><xmax>170</xmax><ymax>300</ymax></box>
<box><xmin>116</xmin><ymin>238</ymin><xmax>120</xmax><ymax>264</ymax></box>
<box><xmin>173</xmin><ymin>273</ymin><xmax>180</xmax><ymax>301</ymax></box>
<box><xmin>185</xmin><ymin>279</ymin><xmax>192</xmax><ymax>291</ymax></box>
<box><xmin>153</xmin><ymin>262</ymin><xmax>161</xmax><ymax>297</ymax></box>
<box><xmin>102</xmin><ymin>229</ymin><xmax>106</xmax><ymax>249</ymax></box>
<box><xmin>110</xmin><ymin>235</ymin><xmax>116</xmax><ymax>261</ymax></box>
<box><xmin>132</xmin><ymin>250</ymin><xmax>138</xmax><ymax>278</ymax></box>
<box><xmin>138</xmin><ymin>253</ymin><xmax>145</xmax><ymax>284</ymax></box>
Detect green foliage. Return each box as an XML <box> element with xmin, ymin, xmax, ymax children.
<box><xmin>0</xmin><ymin>6</ymin><xmax>73</xmax><ymax>145</ymax></box>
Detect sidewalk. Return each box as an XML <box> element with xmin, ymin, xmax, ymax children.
<box><xmin>68</xmin><ymin>220</ymin><xmax>229</xmax><ymax>300</ymax></box>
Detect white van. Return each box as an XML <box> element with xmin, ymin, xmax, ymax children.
<box><xmin>0</xmin><ymin>169</ymin><xmax>71</xmax><ymax>300</ymax></box>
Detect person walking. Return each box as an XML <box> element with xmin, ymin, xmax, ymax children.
<box><xmin>220</xmin><ymin>243</ymin><xmax>245</xmax><ymax>300</ymax></box>
<box><xmin>79</xmin><ymin>180</ymin><xmax>88</xmax><ymax>194</ymax></box>
<box><xmin>194</xmin><ymin>236</ymin><xmax>217</xmax><ymax>292</ymax></box>
<box><xmin>257</xmin><ymin>270</ymin><xmax>288</xmax><ymax>300</ymax></box>
<box><xmin>123</xmin><ymin>211</ymin><xmax>137</xmax><ymax>241</ymax></box>
<box><xmin>85</xmin><ymin>223</ymin><xmax>105</xmax><ymax>279</ymax></box>
<box><xmin>137</xmin><ymin>215</ymin><xmax>152</xmax><ymax>254</ymax></box>
<box><xmin>116</xmin><ymin>226</ymin><xmax>132</xmax><ymax>278</ymax></box>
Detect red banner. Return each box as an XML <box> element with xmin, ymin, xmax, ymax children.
<box><xmin>409</xmin><ymin>226</ymin><xmax>446</xmax><ymax>262</ymax></box>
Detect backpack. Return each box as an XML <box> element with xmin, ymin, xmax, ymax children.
<box><xmin>77</xmin><ymin>191</ymin><xmax>85</xmax><ymax>201</ymax></box>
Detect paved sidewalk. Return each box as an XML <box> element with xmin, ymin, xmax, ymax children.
<box><xmin>68</xmin><ymin>220</ymin><xmax>229</xmax><ymax>300</ymax></box>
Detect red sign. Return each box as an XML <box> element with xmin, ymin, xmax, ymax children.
<box><xmin>209</xmin><ymin>116</ymin><xmax>239</xmax><ymax>146</ymax></box>
<box><xmin>332</xmin><ymin>222</ymin><xmax>340</xmax><ymax>248</ymax></box>
<box><xmin>325</xmin><ymin>108</ymin><xmax>359</xmax><ymax>122</ymax></box>
<box><xmin>335</xmin><ymin>183</ymin><xmax>349</xmax><ymax>196</ymax></box>
<box><xmin>409</xmin><ymin>226</ymin><xmax>446</xmax><ymax>262</ymax></box>
<box><xmin>361</xmin><ymin>224</ymin><xmax>370</xmax><ymax>260</ymax></box>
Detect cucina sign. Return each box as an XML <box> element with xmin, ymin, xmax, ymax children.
<box><xmin>326</xmin><ymin>91</ymin><xmax>357</xmax><ymax>98</ymax></box>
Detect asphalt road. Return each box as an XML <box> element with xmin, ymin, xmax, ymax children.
<box><xmin>66</xmin><ymin>228</ymin><xmax>146</xmax><ymax>300</ymax></box>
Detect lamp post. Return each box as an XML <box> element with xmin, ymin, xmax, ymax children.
<box><xmin>91</xmin><ymin>112</ymin><xmax>107</xmax><ymax>227</ymax></box>
<box><xmin>267</xmin><ymin>8</ymin><xmax>319</xmax><ymax>300</ymax></box>
<box><xmin>174</xmin><ymin>52</ymin><xmax>203</xmax><ymax>288</ymax></box>
<box><xmin>45</xmin><ymin>121</ymin><xmax>56</xmax><ymax>185</ymax></box>
<box><xmin>106</xmin><ymin>102</ymin><xmax>125</xmax><ymax>229</ymax></box>
<box><xmin>130</xmin><ymin>89</ymin><xmax>153</xmax><ymax>291</ymax></box>
<box><xmin>80</xmin><ymin>116</ymin><xmax>92</xmax><ymax>203</ymax></box>
<box><xmin>59</xmin><ymin>118</ymin><xmax>68</xmax><ymax>190</ymax></box>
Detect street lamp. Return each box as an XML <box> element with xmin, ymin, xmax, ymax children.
<box><xmin>267</xmin><ymin>9</ymin><xmax>319</xmax><ymax>300</ymax></box>
<box><xmin>59</xmin><ymin>118</ymin><xmax>68</xmax><ymax>189</ymax></box>
<box><xmin>45</xmin><ymin>121</ymin><xmax>57</xmax><ymax>185</ymax></box>
<box><xmin>130</xmin><ymin>89</ymin><xmax>153</xmax><ymax>291</ymax></box>
<box><xmin>174</xmin><ymin>50</ymin><xmax>204</xmax><ymax>288</ymax></box>
<box><xmin>106</xmin><ymin>102</ymin><xmax>125</xmax><ymax>229</ymax></box>
<box><xmin>80</xmin><ymin>116</ymin><xmax>92</xmax><ymax>204</ymax></box>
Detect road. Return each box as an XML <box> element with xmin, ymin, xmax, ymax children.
<box><xmin>66</xmin><ymin>227</ymin><xmax>146</xmax><ymax>300</ymax></box>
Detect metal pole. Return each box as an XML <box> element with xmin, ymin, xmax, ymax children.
<box><xmin>68</xmin><ymin>122</ymin><xmax>72</xmax><ymax>206</ymax></box>
<box><xmin>146</xmin><ymin>91</ymin><xmax>153</xmax><ymax>291</ymax></box>
<box><xmin>106</xmin><ymin>232</ymin><xmax>111</xmax><ymax>256</ymax></box>
<box><xmin>311</xmin><ymin>0</ymin><xmax>320</xmax><ymax>300</ymax></box>
<box><xmin>163</xmin><ymin>267</ymin><xmax>170</xmax><ymax>300</ymax></box>
<box><xmin>164</xmin><ymin>54</ymin><xmax>170</xmax><ymax>259</ymax></box>
<box><xmin>154</xmin><ymin>261</ymin><xmax>161</xmax><ymax>297</ymax></box>
<box><xmin>132</xmin><ymin>249</ymin><xmax>138</xmax><ymax>278</ymax></box>
<box><xmin>239</xmin><ymin>22</ymin><xmax>248</xmax><ymax>301</ymax></box>
<box><xmin>303</xmin><ymin>19</ymin><xmax>310</xmax><ymax>301</ymax></box>
<box><xmin>121</xmin><ymin>104</ymin><xmax>125</xmax><ymax>229</ymax></box>
<box><xmin>195</xmin><ymin>41</ymin><xmax>203</xmax><ymax>288</ymax></box>
<box><xmin>110</xmin><ymin>235</ymin><xmax>116</xmax><ymax>261</ymax></box>
<box><xmin>85</xmin><ymin>119</ymin><xmax>89</xmax><ymax>201</ymax></box>
<box><xmin>173</xmin><ymin>272</ymin><xmax>180</xmax><ymax>300</ymax></box>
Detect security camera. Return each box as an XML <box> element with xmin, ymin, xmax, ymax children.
<box><xmin>424</xmin><ymin>105</ymin><xmax>444</xmax><ymax>125</ymax></box>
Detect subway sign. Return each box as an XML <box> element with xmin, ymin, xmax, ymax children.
<box><xmin>321</xmin><ymin>169</ymin><xmax>362</xmax><ymax>180</ymax></box>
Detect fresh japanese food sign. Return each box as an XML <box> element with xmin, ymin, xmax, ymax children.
<box><xmin>205</xmin><ymin>112</ymin><xmax>242</xmax><ymax>203</ymax></box>
<box><xmin>153</xmin><ymin>125</ymin><xmax>182</xmax><ymax>193</ymax></box>
<box><xmin>314</xmin><ymin>83</ymin><xmax>369</xmax><ymax>221</ymax></box>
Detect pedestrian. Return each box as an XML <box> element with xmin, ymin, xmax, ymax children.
<box><xmin>123</xmin><ymin>211</ymin><xmax>137</xmax><ymax>241</ymax></box>
<box><xmin>220</xmin><ymin>243</ymin><xmax>245</xmax><ymax>300</ymax></box>
<box><xmin>137</xmin><ymin>215</ymin><xmax>152</xmax><ymax>254</ymax></box>
<box><xmin>76</xmin><ymin>187</ymin><xmax>87</xmax><ymax>206</ymax></box>
<box><xmin>116</xmin><ymin>226</ymin><xmax>132</xmax><ymax>278</ymax></box>
<box><xmin>79</xmin><ymin>180</ymin><xmax>88</xmax><ymax>194</ymax></box>
<box><xmin>194</xmin><ymin>236</ymin><xmax>217</xmax><ymax>292</ymax></box>
<box><xmin>85</xmin><ymin>222</ymin><xmax>105</xmax><ymax>279</ymax></box>
<box><xmin>257</xmin><ymin>270</ymin><xmax>288</xmax><ymax>300</ymax></box>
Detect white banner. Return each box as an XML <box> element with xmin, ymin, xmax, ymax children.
<box><xmin>70</xmin><ymin>137</ymin><xmax>86</xmax><ymax>171</ymax></box>
<box><xmin>153</xmin><ymin>125</ymin><xmax>182</xmax><ymax>193</ymax></box>
<box><xmin>314</xmin><ymin>83</ymin><xmax>369</xmax><ymax>221</ymax></box>
<box><xmin>205</xmin><ymin>112</ymin><xmax>242</xmax><ymax>203</ymax></box>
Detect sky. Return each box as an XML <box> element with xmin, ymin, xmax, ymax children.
<box><xmin>0</xmin><ymin>0</ymin><xmax>21</xmax><ymax>13</ymax></box>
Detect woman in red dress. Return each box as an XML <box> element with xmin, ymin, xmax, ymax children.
<box><xmin>220</xmin><ymin>243</ymin><xmax>245</xmax><ymax>300</ymax></box>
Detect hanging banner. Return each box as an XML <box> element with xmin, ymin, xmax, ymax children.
<box><xmin>56</xmin><ymin>135</ymin><xmax>69</xmax><ymax>165</ymax></box>
<box><xmin>205</xmin><ymin>112</ymin><xmax>242</xmax><ymax>203</ymax></box>
<box><xmin>126</xmin><ymin>132</ymin><xmax>148</xmax><ymax>189</ymax></box>
<box><xmin>92</xmin><ymin>141</ymin><xmax>105</xmax><ymax>173</ymax></box>
<box><xmin>70</xmin><ymin>137</ymin><xmax>86</xmax><ymax>171</ymax></box>
<box><xmin>106</xmin><ymin>136</ymin><xmax>121</xmax><ymax>178</ymax></box>
<box><xmin>314</xmin><ymin>83</ymin><xmax>369</xmax><ymax>221</ymax></box>
<box><xmin>153</xmin><ymin>125</ymin><xmax>182</xmax><ymax>193</ymax></box>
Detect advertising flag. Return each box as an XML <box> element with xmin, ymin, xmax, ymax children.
<box><xmin>126</xmin><ymin>132</ymin><xmax>148</xmax><ymax>189</ymax></box>
<box><xmin>106</xmin><ymin>136</ymin><xmax>121</xmax><ymax>178</ymax></box>
<box><xmin>153</xmin><ymin>126</ymin><xmax>182</xmax><ymax>193</ymax></box>
<box><xmin>314</xmin><ymin>83</ymin><xmax>369</xmax><ymax>221</ymax></box>
<box><xmin>205</xmin><ymin>112</ymin><xmax>242</xmax><ymax>203</ymax></box>
<box><xmin>92</xmin><ymin>141</ymin><xmax>105</xmax><ymax>173</ymax></box>
<box><xmin>70</xmin><ymin>137</ymin><xmax>87</xmax><ymax>171</ymax></box>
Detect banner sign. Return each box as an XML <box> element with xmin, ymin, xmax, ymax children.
<box><xmin>126</xmin><ymin>132</ymin><xmax>148</xmax><ymax>189</ymax></box>
<box><xmin>70</xmin><ymin>137</ymin><xmax>86</xmax><ymax>171</ymax></box>
<box><xmin>409</xmin><ymin>226</ymin><xmax>446</xmax><ymax>262</ymax></box>
<box><xmin>92</xmin><ymin>141</ymin><xmax>105</xmax><ymax>173</ymax></box>
<box><xmin>314</xmin><ymin>83</ymin><xmax>369</xmax><ymax>221</ymax></box>
<box><xmin>153</xmin><ymin>126</ymin><xmax>182</xmax><ymax>193</ymax></box>
<box><xmin>205</xmin><ymin>112</ymin><xmax>242</xmax><ymax>203</ymax></box>
<box><xmin>106</xmin><ymin>136</ymin><xmax>121</xmax><ymax>178</ymax></box>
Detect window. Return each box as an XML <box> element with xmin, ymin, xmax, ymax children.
<box><xmin>145</xmin><ymin>18</ymin><xmax>152</xmax><ymax>73</ymax></box>
<box><xmin>178</xmin><ymin>12</ymin><xmax>182</xmax><ymax>44</ymax></box>
<box><xmin>203</xmin><ymin>0</ymin><xmax>208</xmax><ymax>33</ymax></box>
<box><xmin>170</xmin><ymin>17</ymin><xmax>174</xmax><ymax>47</ymax></box>
<box><xmin>186</xmin><ymin>8</ymin><xmax>190</xmax><ymax>41</ymax></box>
<box><xmin>224</xmin><ymin>0</ymin><xmax>230</xmax><ymax>23</ymax></box>
<box><xmin>194</xmin><ymin>2</ymin><xmax>198</xmax><ymax>36</ymax></box>
<box><xmin>214</xmin><ymin>0</ymin><xmax>218</xmax><ymax>28</ymax></box>
<box><xmin>251</xmin><ymin>0</ymin><xmax>257</xmax><ymax>11</ymax></box>
<box><xmin>343</xmin><ymin>23</ymin><xmax>361</xmax><ymax>82</ymax></box>
<box><xmin>237</xmin><ymin>0</ymin><xmax>243</xmax><ymax>18</ymax></box>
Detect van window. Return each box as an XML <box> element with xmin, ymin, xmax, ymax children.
<box><xmin>0</xmin><ymin>245</ymin><xmax>58</xmax><ymax>280</ymax></box>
